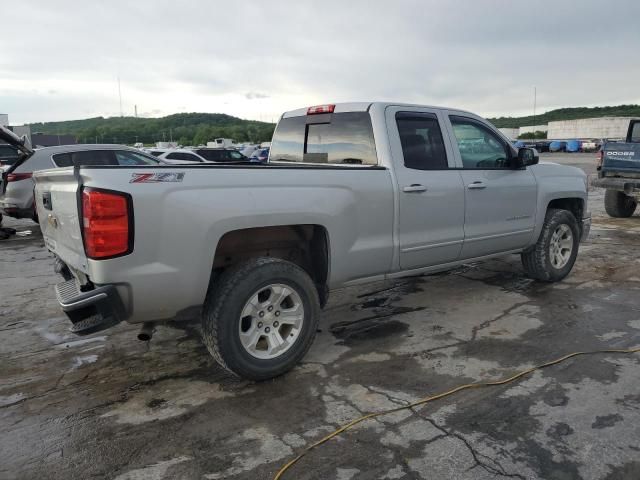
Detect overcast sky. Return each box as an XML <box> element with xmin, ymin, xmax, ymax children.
<box><xmin>3</xmin><ymin>0</ymin><xmax>639</xmax><ymax>124</ymax></box>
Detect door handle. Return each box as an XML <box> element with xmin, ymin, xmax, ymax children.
<box><xmin>402</xmin><ymin>184</ymin><xmax>427</xmax><ymax>193</ymax></box>
<box><xmin>467</xmin><ymin>181</ymin><xmax>487</xmax><ymax>190</ymax></box>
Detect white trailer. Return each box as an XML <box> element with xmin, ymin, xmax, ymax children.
<box><xmin>207</xmin><ymin>138</ymin><xmax>234</xmax><ymax>148</ymax></box>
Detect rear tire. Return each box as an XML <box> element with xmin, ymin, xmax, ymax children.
<box><xmin>604</xmin><ymin>190</ymin><xmax>637</xmax><ymax>218</ymax></box>
<box><xmin>201</xmin><ymin>257</ymin><xmax>320</xmax><ymax>381</ymax></box>
<box><xmin>521</xmin><ymin>208</ymin><xmax>580</xmax><ymax>282</ymax></box>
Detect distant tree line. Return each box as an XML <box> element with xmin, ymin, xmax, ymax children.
<box><xmin>518</xmin><ymin>131</ymin><xmax>547</xmax><ymax>140</ymax></box>
<box><xmin>28</xmin><ymin>112</ymin><xmax>276</xmax><ymax>145</ymax></box>
<box><xmin>489</xmin><ymin>104</ymin><xmax>640</xmax><ymax>128</ymax></box>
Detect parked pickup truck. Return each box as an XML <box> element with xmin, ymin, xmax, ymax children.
<box><xmin>591</xmin><ymin>119</ymin><xmax>640</xmax><ymax>217</ymax></box>
<box><xmin>4</xmin><ymin>103</ymin><xmax>591</xmax><ymax>380</ymax></box>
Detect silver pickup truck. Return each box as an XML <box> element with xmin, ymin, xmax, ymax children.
<box><xmin>10</xmin><ymin>102</ymin><xmax>592</xmax><ymax>380</ymax></box>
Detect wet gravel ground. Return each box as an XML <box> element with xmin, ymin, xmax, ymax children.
<box><xmin>1</xmin><ymin>153</ymin><xmax>639</xmax><ymax>480</ymax></box>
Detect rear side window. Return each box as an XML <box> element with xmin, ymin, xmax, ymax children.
<box><xmin>166</xmin><ymin>152</ymin><xmax>201</xmax><ymax>161</ymax></box>
<box><xmin>396</xmin><ymin>112</ymin><xmax>448</xmax><ymax>170</ymax></box>
<box><xmin>52</xmin><ymin>150</ymin><xmax>159</xmax><ymax>167</ymax></box>
<box><xmin>270</xmin><ymin>112</ymin><xmax>377</xmax><ymax>165</ymax></box>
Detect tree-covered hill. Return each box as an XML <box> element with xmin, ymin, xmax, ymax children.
<box><xmin>28</xmin><ymin>113</ymin><xmax>276</xmax><ymax>145</ymax></box>
<box><xmin>488</xmin><ymin>104</ymin><xmax>640</xmax><ymax>128</ymax></box>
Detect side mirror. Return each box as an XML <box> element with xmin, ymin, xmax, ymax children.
<box><xmin>515</xmin><ymin>147</ymin><xmax>539</xmax><ymax>168</ymax></box>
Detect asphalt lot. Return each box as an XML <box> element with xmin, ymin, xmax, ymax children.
<box><xmin>1</xmin><ymin>152</ymin><xmax>639</xmax><ymax>480</ymax></box>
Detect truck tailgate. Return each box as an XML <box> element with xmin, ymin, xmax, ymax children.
<box><xmin>33</xmin><ymin>168</ymin><xmax>89</xmax><ymax>273</ymax></box>
<box><xmin>602</xmin><ymin>143</ymin><xmax>640</xmax><ymax>174</ymax></box>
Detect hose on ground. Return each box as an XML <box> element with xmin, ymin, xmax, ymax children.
<box><xmin>273</xmin><ymin>346</ymin><xmax>640</xmax><ymax>480</ymax></box>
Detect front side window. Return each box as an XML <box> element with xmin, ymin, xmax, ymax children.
<box><xmin>450</xmin><ymin>116</ymin><xmax>510</xmax><ymax>169</ymax></box>
<box><xmin>229</xmin><ymin>151</ymin><xmax>245</xmax><ymax>160</ymax></box>
<box><xmin>270</xmin><ymin>112</ymin><xmax>377</xmax><ymax>165</ymax></box>
<box><xmin>396</xmin><ymin>112</ymin><xmax>448</xmax><ymax>170</ymax></box>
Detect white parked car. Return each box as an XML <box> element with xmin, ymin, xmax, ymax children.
<box><xmin>155</xmin><ymin>149</ymin><xmax>211</xmax><ymax>164</ymax></box>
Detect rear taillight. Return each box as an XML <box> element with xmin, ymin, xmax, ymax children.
<box><xmin>82</xmin><ymin>188</ymin><xmax>132</xmax><ymax>259</ymax></box>
<box><xmin>307</xmin><ymin>104</ymin><xmax>335</xmax><ymax>115</ymax></box>
<box><xmin>597</xmin><ymin>150</ymin><xmax>604</xmax><ymax>168</ymax></box>
<box><xmin>7</xmin><ymin>172</ymin><xmax>32</xmax><ymax>182</ymax></box>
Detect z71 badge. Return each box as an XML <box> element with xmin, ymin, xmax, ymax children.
<box><xmin>130</xmin><ymin>172</ymin><xmax>185</xmax><ymax>183</ymax></box>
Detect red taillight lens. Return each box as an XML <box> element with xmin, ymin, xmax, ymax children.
<box><xmin>307</xmin><ymin>104</ymin><xmax>335</xmax><ymax>115</ymax></box>
<box><xmin>82</xmin><ymin>188</ymin><xmax>131</xmax><ymax>259</ymax></box>
<box><xmin>7</xmin><ymin>172</ymin><xmax>32</xmax><ymax>182</ymax></box>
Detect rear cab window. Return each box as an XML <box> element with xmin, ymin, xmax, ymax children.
<box><xmin>270</xmin><ymin>111</ymin><xmax>378</xmax><ymax>165</ymax></box>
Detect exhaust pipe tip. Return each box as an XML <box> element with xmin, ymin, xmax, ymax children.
<box><xmin>137</xmin><ymin>322</ymin><xmax>155</xmax><ymax>342</ymax></box>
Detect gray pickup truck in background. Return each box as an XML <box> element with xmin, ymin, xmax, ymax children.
<box><xmin>592</xmin><ymin>119</ymin><xmax>640</xmax><ymax>217</ymax></box>
<box><xmin>6</xmin><ymin>102</ymin><xmax>592</xmax><ymax>380</ymax></box>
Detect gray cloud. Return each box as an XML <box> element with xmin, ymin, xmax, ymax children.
<box><xmin>245</xmin><ymin>92</ymin><xmax>270</xmax><ymax>100</ymax></box>
<box><xmin>3</xmin><ymin>0</ymin><xmax>639</xmax><ymax>124</ymax></box>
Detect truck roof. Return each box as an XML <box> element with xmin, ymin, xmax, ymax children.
<box><xmin>281</xmin><ymin>102</ymin><xmax>477</xmax><ymax>119</ymax></box>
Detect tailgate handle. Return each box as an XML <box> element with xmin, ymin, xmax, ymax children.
<box><xmin>42</xmin><ymin>192</ymin><xmax>52</xmax><ymax>211</ymax></box>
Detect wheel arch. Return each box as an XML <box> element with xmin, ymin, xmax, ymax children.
<box><xmin>530</xmin><ymin>195</ymin><xmax>585</xmax><ymax>246</ymax></box>
<box><xmin>207</xmin><ymin>224</ymin><xmax>331</xmax><ymax>307</ymax></box>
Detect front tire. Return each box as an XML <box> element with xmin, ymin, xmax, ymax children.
<box><xmin>604</xmin><ymin>190</ymin><xmax>637</xmax><ymax>218</ymax></box>
<box><xmin>201</xmin><ymin>257</ymin><xmax>320</xmax><ymax>381</ymax></box>
<box><xmin>521</xmin><ymin>208</ymin><xmax>580</xmax><ymax>282</ymax></box>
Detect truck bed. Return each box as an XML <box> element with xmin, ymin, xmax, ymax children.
<box><xmin>34</xmin><ymin>163</ymin><xmax>394</xmax><ymax>323</ymax></box>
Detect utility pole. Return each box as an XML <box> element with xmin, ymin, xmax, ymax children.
<box><xmin>118</xmin><ymin>76</ymin><xmax>123</xmax><ymax>117</ymax></box>
<box><xmin>533</xmin><ymin>86</ymin><xmax>537</xmax><ymax>135</ymax></box>
<box><xmin>135</xmin><ymin>104</ymin><xmax>138</xmax><ymax>118</ymax></box>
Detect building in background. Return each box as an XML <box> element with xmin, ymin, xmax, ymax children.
<box><xmin>547</xmin><ymin>117</ymin><xmax>639</xmax><ymax>140</ymax></box>
<box><xmin>11</xmin><ymin>125</ymin><xmax>32</xmax><ymax>143</ymax></box>
<box><xmin>498</xmin><ymin>128</ymin><xmax>519</xmax><ymax>140</ymax></box>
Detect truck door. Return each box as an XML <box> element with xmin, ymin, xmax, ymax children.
<box><xmin>444</xmin><ymin>114</ymin><xmax>537</xmax><ymax>259</ymax></box>
<box><xmin>386</xmin><ymin>107</ymin><xmax>465</xmax><ymax>270</ymax></box>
